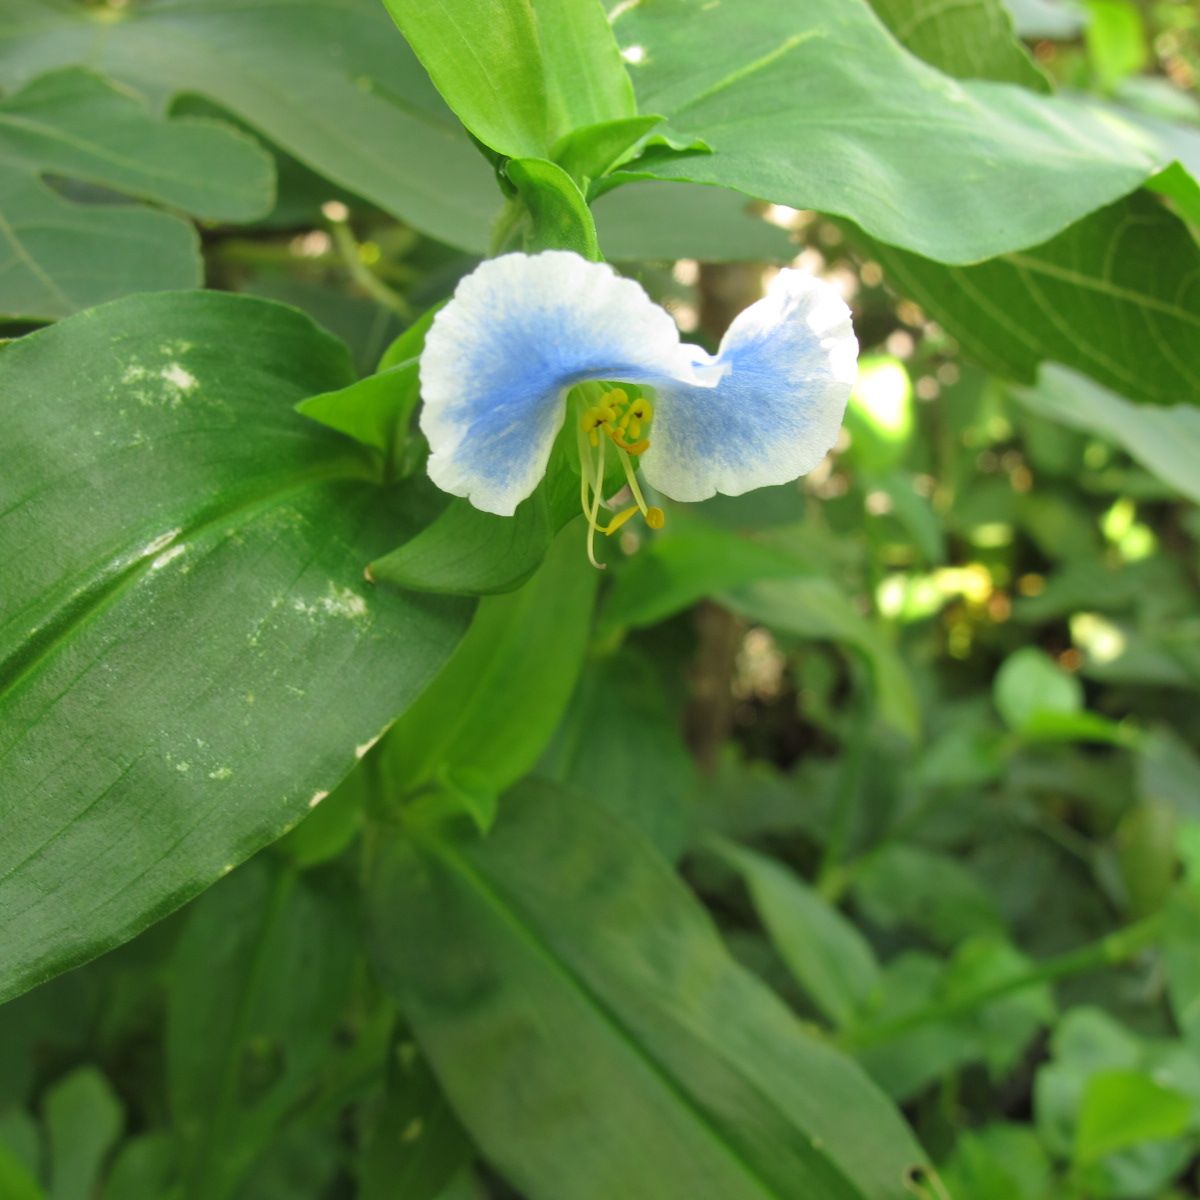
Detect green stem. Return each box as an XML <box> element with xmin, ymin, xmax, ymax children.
<box><xmin>211</xmin><ymin>239</ymin><xmax>334</xmax><ymax>269</ymax></box>
<box><xmin>328</xmin><ymin>218</ymin><xmax>414</xmax><ymax>319</ymax></box>
<box><xmin>488</xmin><ymin>195</ymin><xmax>526</xmax><ymax>256</ymax></box>
<box><xmin>842</xmin><ymin>912</ymin><xmax>1166</xmax><ymax>1050</ymax></box>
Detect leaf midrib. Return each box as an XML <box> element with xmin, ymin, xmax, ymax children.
<box><xmin>0</xmin><ymin>456</ymin><xmax>374</xmax><ymax>714</ymax></box>
<box><xmin>419</xmin><ymin>830</ymin><xmax>865</xmax><ymax>1200</ymax></box>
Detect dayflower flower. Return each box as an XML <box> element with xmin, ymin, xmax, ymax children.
<box><xmin>419</xmin><ymin>251</ymin><xmax>857</xmax><ymax>565</ymax></box>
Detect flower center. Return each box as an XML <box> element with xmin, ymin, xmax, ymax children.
<box><xmin>575</xmin><ymin>386</ymin><xmax>664</xmax><ymax>569</ymax></box>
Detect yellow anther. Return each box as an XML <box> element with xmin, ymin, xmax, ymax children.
<box><xmin>598</xmin><ymin>504</ymin><xmax>642</xmax><ymax>536</ymax></box>
<box><xmin>576</xmin><ymin>385</ymin><xmax>663</xmax><ymax>566</ymax></box>
<box><xmin>610</xmin><ymin>432</ymin><xmax>649</xmax><ymax>455</ymax></box>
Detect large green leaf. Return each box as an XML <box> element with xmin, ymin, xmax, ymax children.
<box><xmin>864</xmin><ymin>192</ymin><xmax>1200</xmax><ymax>404</ymax></box>
<box><xmin>612</xmin><ymin>0</ymin><xmax>1157</xmax><ymax>263</ymax></box>
<box><xmin>0</xmin><ymin>291</ymin><xmax>470</xmax><ymax>1003</ymax></box>
<box><xmin>855</xmin><ymin>0</ymin><xmax>1200</xmax><ymax>405</ymax></box>
<box><xmin>868</xmin><ymin>0</ymin><xmax>1048</xmax><ymax>89</ymax></box>
<box><xmin>0</xmin><ymin>0</ymin><xmax>498</xmax><ymax>252</ymax></box>
<box><xmin>368</xmin><ymin>779</ymin><xmax>928</xmax><ymax>1200</ymax></box>
<box><xmin>539</xmin><ymin>648</ymin><xmax>696</xmax><ymax>858</ymax></box>
<box><xmin>0</xmin><ymin>67</ymin><xmax>272</xmax><ymax>319</ymax></box>
<box><xmin>379</xmin><ymin>0</ymin><xmax>635</xmax><ymax>159</ymax></box>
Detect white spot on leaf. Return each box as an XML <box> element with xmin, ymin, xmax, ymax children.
<box><xmin>140</xmin><ymin>528</ymin><xmax>180</xmax><ymax>559</ymax></box>
<box><xmin>152</xmin><ymin>544</ymin><xmax>186</xmax><ymax>570</ymax></box>
<box><xmin>161</xmin><ymin>363</ymin><xmax>198</xmax><ymax>392</ymax></box>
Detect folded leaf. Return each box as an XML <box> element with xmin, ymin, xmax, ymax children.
<box><xmin>379</xmin><ymin>0</ymin><xmax>636</xmax><ymax>159</ymax></box>
<box><xmin>369</xmin><ymin>779</ymin><xmax>929</xmax><ymax>1200</ymax></box>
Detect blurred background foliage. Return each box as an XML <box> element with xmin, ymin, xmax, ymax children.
<box><xmin>1</xmin><ymin>1</ymin><xmax>1200</xmax><ymax>1198</ymax></box>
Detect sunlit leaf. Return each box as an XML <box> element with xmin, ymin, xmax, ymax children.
<box><xmin>0</xmin><ymin>291</ymin><xmax>470</xmax><ymax>1003</ymax></box>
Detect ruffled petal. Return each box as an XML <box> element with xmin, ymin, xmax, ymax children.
<box><xmin>640</xmin><ymin>270</ymin><xmax>857</xmax><ymax>503</ymax></box>
<box><xmin>420</xmin><ymin>251</ymin><xmax>695</xmax><ymax>515</ymax></box>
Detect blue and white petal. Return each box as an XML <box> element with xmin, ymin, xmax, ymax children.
<box><xmin>639</xmin><ymin>270</ymin><xmax>858</xmax><ymax>503</ymax></box>
<box><xmin>420</xmin><ymin>251</ymin><xmax>698</xmax><ymax>516</ymax></box>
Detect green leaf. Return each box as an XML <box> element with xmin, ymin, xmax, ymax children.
<box><xmin>552</xmin><ymin>115</ymin><xmax>664</xmax><ymax>185</ymax></box>
<box><xmin>167</xmin><ymin>857</ymin><xmax>356</xmax><ymax>1200</ymax></box>
<box><xmin>1014</xmin><ymin>367</ymin><xmax>1200</xmax><ymax>503</ymax></box>
<box><xmin>940</xmin><ymin>1124</ymin><xmax>1054</xmax><ymax>1200</ymax></box>
<box><xmin>852</xmin><ymin>846</ymin><xmax>1006</xmax><ymax>949</ymax></box>
<box><xmin>612</xmin><ymin>0</ymin><xmax>1156</xmax><ymax>263</ymax></box>
<box><xmin>1034</xmin><ymin>1007</ymin><xmax>1142</xmax><ymax>1157</ymax></box>
<box><xmin>592</xmin><ymin>181</ymin><xmax>794</xmax><ymax>262</ymax></box>
<box><xmin>869</xmin><ymin>0</ymin><xmax>1048</xmax><ymax>89</ymax></box>
<box><xmin>1163</xmin><ymin>889</ymin><xmax>1200</xmax><ymax>1046</ymax></box>
<box><xmin>0</xmin><ymin>68</ymin><xmax>272</xmax><ymax>319</ymax></box>
<box><xmin>506</xmin><ymin>158</ymin><xmax>601</xmax><ymax>258</ymax></box>
<box><xmin>539</xmin><ymin>648</ymin><xmax>697</xmax><ymax>858</ymax></box>
<box><xmin>370</xmin><ymin>492</ymin><xmax>559</xmax><ymax>597</ymax></box>
<box><xmin>379</xmin><ymin>0</ymin><xmax>636</xmax><ymax>159</ymax></box>
<box><xmin>368</xmin><ymin>779</ymin><xmax>929</xmax><ymax>1200</ymax></box>
<box><xmin>863</xmin><ymin>191</ymin><xmax>1200</xmax><ymax>406</ymax></box>
<box><xmin>360</xmin><ymin>1048</ymin><xmax>472</xmax><ymax>1200</ymax></box>
<box><xmin>297</xmin><ymin>306</ymin><xmax>440</xmax><ymax>463</ymax></box>
<box><xmin>994</xmin><ymin>647</ymin><xmax>1083</xmax><ymax>733</ymax></box>
<box><xmin>1</xmin><ymin>3</ymin><xmax>807</xmax><ymax>261</ymax></box>
<box><xmin>710</xmin><ymin>839</ymin><xmax>881</xmax><ymax>1029</ymax></box>
<box><xmin>44</xmin><ymin>1068</ymin><xmax>123</xmax><ymax>1200</ymax></box>
<box><xmin>100</xmin><ymin>1134</ymin><xmax>176</xmax><ymax>1200</ymax></box>
<box><xmin>844</xmin><ymin>357</ymin><xmax>915</xmax><ymax>476</ymax></box>
<box><xmin>1075</xmin><ymin>1069</ymin><xmax>1192</xmax><ymax>1163</ymax></box>
<box><xmin>0</xmin><ymin>1145</ymin><xmax>43</xmax><ymax>1200</ymax></box>
<box><xmin>0</xmin><ymin>0</ymin><xmax>499</xmax><ymax>253</ymax></box>
<box><xmin>598</xmin><ymin>520</ymin><xmax>808</xmax><ymax>638</ymax></box>
<box><xmin>0</xmin><ymin>291</ymin><xmax>470</xmax><ymax>1003</ymax></box>
<box><xmin>297</xmin><ymin>363</ymin><xmax>418</xmax><ymax>461</ymax></box>
<box><xmin>380</xmin><ymin>530</ymin><xmax>597</xmax><ymax>797</ymax></box>
<box><xmin>0</xmin><ymin>1113</ymin><xmax>40</xmax><ymax>1187</ymax></box>
<box><xmin>272</xmin><ymin>762</ymin><xmax>366</xmax><ymax>869</ymax></box>
<box><xmin>1083</xmin><ymin>0</ymin><xmax>1148</xmax><ymax>91</ymax></box>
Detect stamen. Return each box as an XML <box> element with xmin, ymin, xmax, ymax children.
<box><xmin>597</xmin><ymin>504</ymin><xmax>641</xmax><ymax>536</ymax></box>
<box><xmin>575</xmin><ymin>385</ymin><xmax>664</xmax><ymax>566</ymax></box>
<box><xmin>617</xmin><ymin>448</ymin><xmax>652</xmax><ymax>518</ymax></box>
<box><xmin>585</xmin><ymin>434</ymin><xmax>607</xmax><ymax>570</ymax></box>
